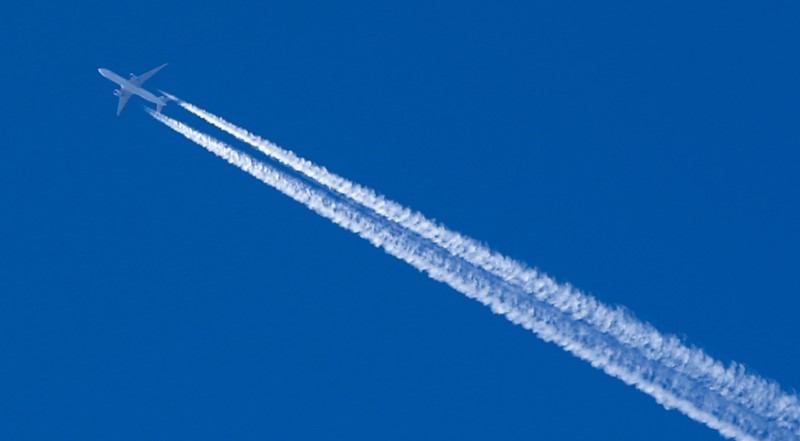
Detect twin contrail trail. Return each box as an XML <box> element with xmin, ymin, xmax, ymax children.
<box><xmin>148</xmin><ymin>105</ymin><xmax>798</xmax><ymax>440</ymax></box>
<box><xmin>170</xmin><ymin>99</ymin><xmax>800</xmax><ymax>436</ymax></box>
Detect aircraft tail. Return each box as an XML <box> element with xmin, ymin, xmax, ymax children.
<box><xmin>158</xmin><ymin>90</ymin><xmax>179</xmax><ymax>102</ymax></box>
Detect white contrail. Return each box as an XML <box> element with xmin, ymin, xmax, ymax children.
<box><xmin>173</xmin><ymin>97</ymin><xmax>800</xmax><ymax>431</ymax></box>
<box><xmin>149</xmin><ymin>109</ymin><xmax>794</xmax><ymax>440</ymax></box>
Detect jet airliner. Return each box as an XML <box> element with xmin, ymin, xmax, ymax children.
<box><xmin>98</xmin><ymin>63</ymin><xmax>168</xmax><ymax>115</ymax></box>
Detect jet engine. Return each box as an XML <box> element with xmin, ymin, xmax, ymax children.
<box><xmin>113</xmin><ymin>89</ymin><xmax>123</xmax><ymax>97</ymax></box>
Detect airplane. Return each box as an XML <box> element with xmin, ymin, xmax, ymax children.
<box><xmin>98</xmin><ymin>63</ymin><xmax>169</xmax><ymax>115</ymax></box>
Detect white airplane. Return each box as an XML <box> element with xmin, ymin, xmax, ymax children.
<box><xmin>98</xmin><ymin>63</ymin><xmax>169</xmax><ymax>115</ymax></box>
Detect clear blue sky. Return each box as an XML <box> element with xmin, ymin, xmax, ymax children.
<box><xmin>2</xmin><ymin>1</ymin><xmax>799</xmax><ymax>439</ymax></box>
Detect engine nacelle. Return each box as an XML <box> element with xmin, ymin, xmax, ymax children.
<box><xmin>113</xmin><ymin>89</ymin><xmax>122</xmax><ymax>97</ymax></box>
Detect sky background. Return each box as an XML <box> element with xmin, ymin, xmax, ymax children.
<box><xmin>2</xmin><ymin>1</ymin><xmax>799</xmax><ymax>439</ymax></box>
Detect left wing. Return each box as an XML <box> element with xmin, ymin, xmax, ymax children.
<box><xmin>116</xmin><ymin>90</ymin><xmax>132</xmax><ymax>116</ymax></box>
<box><xmin>129</xmin><ymin>63</ymin><xmax>167</xmax><ymax>87</ymax></box>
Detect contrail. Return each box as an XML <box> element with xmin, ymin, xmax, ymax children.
<box><xmin>149</xmin><ymin>109</ymin><xmax>796</xmax><ymax>440</ymax></box>
<box><xmin>172</xmin><ymin>97</ymin><xmax>800</xmax><ymax>434</ymax></box>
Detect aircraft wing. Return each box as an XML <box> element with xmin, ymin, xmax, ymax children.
<box><xmin>129</xmin><ymin>63</ymin><xmax>167</xmax><ymax>87</ymax></box>
<box><xmin>116</xmin><ymin>90</ymin><xmax>132</xmax><ymax>116</ymax></box>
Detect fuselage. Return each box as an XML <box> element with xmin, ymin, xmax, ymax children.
<box><xmin>98</xmin><ymin>68</ymin><xmax>165</xmax><ymax>106</ymax></box>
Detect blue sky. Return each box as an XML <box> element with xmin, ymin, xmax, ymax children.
<box><xmin>2</xmin><ymin>1</ymin><xmax>799</xmax><ymax>439</ymax></box>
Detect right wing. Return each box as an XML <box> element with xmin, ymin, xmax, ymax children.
<box><xmin>129</xmin><ymin>63</ymin><xmax>167</xmax><ymax>87</ymax></box>
<box><xmin>116</xmin><ymin>90</ymin><xmax>132</xmax><ymax>116</ymax></box>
